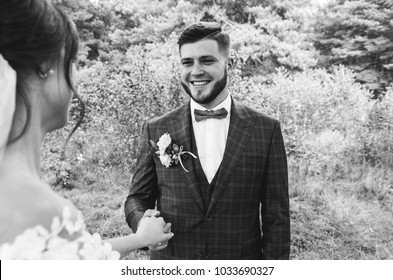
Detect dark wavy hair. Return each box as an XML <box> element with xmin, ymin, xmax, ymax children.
<box><xmin>177</xmin><ymin>21</ymin><xmax>230</xmax><ymax>57</ymax></box>
<box><xmin>0</xmin><ymin>0</ymin><xmax>84</xmax><ymax>145</ymax></box>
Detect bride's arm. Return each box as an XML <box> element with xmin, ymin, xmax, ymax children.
<box><xmin>105</xmin><ymin>215</ymin><xmax>174</xmax><ymax>259</ymax></box>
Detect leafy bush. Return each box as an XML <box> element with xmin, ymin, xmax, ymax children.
<box><xmin>232</xmin><ymin>66</ymin><xmax>378</xmax><ymax>180</ymax></box>
<box><xmin>363</xmin><ymin>86</ymin><xmax>393</xmax><ymax>167</ymax></box>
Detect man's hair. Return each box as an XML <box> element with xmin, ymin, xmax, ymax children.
<box><xmin>177</xmin><ymin>22</ymin><xmax>230</xmax><ymax>57</ymax></box>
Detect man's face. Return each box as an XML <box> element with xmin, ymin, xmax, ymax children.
<box><xmin>180</xmin><ymin>39</ymin><xmax>228</xmax><ymax>108</ymax></box>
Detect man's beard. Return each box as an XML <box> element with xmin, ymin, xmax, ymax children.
<box><xmin>181</xmin><ymin>69</ymin><xmax>227</xmax><ymax>105</ymax></box>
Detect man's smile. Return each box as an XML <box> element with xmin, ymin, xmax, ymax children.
<box><xmin>190</xmin><ymin>80</ymin><xmax>211</xmax><ymax>86</ymax></box>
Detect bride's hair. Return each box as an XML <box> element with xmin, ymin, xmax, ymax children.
<box><xmin>0</xmin><ymin>0</ymin><xmax>84</xmax><ymax>145</ymax></box>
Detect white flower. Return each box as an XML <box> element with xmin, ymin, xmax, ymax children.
<box><xmin>156</xmin><ymin>149</ymin><xmax>165</xmax><ymax>156</ymax></box>
<box><xmin>157</xmin><ymin>133</ymin><xmax>171</xmax><ymax>151</ymax></box>
<box><xmin>159</xmin><ymin>154</ymin><xmax>172</xmax><ymax>168</ymax></box>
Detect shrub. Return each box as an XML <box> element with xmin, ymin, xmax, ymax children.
<box><xmin>231</xmin><ymin>66</ymin><xmax>377</xmax><ymax>180</ymax></box>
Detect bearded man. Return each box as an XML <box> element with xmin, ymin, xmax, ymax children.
<box><xmin>125</xmin><ymin>22</ymin><xmax>290</xmax><ymax>260</ymax></box>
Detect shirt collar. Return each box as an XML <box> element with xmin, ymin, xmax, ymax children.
<box><xmin>190</xmin><ymin>93</ymin><xmax>232</xmax><ymax>122</ymax></box>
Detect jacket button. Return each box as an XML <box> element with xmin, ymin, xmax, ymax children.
<box><xmin>205</xmin><ymin>216</ymin><xmax>212</xmax><ymax>222</ymax></box>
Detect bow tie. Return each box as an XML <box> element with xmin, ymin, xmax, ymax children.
<box><xmin>194</xmin><ymin>108</ymin><xmax>228</xmax><ymax>122</ymax></box>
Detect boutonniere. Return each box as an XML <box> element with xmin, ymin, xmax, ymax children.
<box><xmin>150</xmin><ymin>133</ymin><xmax>197</xmax><ymax>172</ymax></box>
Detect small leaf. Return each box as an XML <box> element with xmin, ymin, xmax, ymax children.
<box><xmin>149</xmin><ymin>140</ymin><xmax>158</xmax><ymax>150</ymax></box>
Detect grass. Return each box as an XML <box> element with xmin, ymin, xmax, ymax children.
<box><xmin>45</xmin><ymin>150</ymin><xmax>393</xmax><ymax>259</ymax></box>
<box><xmin>289</xmin><ymin>165</ymin><xmax>393</xmax><ymax>259</ymax></box>
<box><xmin>49</xmin><ymin>166</ymin><xmax>150</xmax><ymax>260</ymax></box>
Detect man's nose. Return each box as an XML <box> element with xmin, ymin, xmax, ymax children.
<box><xmin>191</xmin><ymin>63</ymin><xmax>204</xmax><ymax>75</ymax></box>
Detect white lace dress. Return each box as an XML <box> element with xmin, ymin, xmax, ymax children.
<box><xmin>0</xmin><ymin>207</ymin><xmax>120</xmax><ymax>260</ymax></box>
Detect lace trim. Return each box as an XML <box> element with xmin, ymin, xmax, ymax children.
<box><xmin>0</xmin><ymin>207</ymin><xmax>120</xmax><ymax>260</ymax></box>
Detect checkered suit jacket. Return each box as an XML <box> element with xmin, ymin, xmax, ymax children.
<box><xmin>125</xmin><ymin>98</ymin><xmax>290</xmax><ymax>259</ymax></box>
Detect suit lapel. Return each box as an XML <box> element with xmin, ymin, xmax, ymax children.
<box><xmin>207</xmin><ymin>99</ymin><xmax>256</xmax><ymax>215</ymax></box>
<box><xmin>167</xmin><ymin>102</ymin><xmax>205</xmax><ymax>215</ymax></box>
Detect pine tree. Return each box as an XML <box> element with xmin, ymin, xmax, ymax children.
<box><xmin>312</xmin><ymin>0</ymin><xmax>393</xmax><ymax>95</ymax></box>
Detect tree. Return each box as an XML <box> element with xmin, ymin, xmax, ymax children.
<box><xmin>225</xmin><ymin>0</ymin><xmax>319</xmax><ymax>78</ymax></box>
<box><xmin>312</xmin><ymin>0</ymin><xmax>393</xmax><ymax>96</ymax></box>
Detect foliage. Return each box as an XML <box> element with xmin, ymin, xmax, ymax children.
<box><xmin>312</xmin><ymin>0</ymin><xmax>393</xmax><ymax>95</ymax></box>
<box><xmin>109</xmin><ymin>0</ymin><xmax>203</xmax><ymax>45</ymax></box>
<box><xmin>232</xmin><ymin>66</ymin><xmax>380</xmax><ymax>181</ymax></box>
<box><xmin>56</xmin><ymin>0</ymin><xmax>323</xmax><ymax>79</ymax></box>
<box><xmin>56</xmin><ymin>0</ymin><xmax>209</xmax><ymax>66</ymax></box>
<box><xmin>57</xmin><ymin>0</ymin><xmax>117</xmax><ymax>63</ymax></box>
<box><xmin>227</xmin><ymin>6</ymin><xmax>318</xmax><ymax>79</ymax></box>
<box><xmin>364</xmin><ymin>85</ymin><xmax>393</xmax><ymax>166</ymax></box>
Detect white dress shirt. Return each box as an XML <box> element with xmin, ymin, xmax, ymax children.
<box><xmin>190</xmin><ymin>94</ymin><xmax>232</xmax><ymax>183</ymax></box>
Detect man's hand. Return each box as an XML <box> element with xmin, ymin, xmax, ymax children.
<box><xmin>148</xmin><ymin>221</ymin><xmax>172</xmax><ymax>251</ymax></box>
<box><xmin>142</xmin><ymin>209</ymin><xmax>161</xmax><ymax>219</ymax></box>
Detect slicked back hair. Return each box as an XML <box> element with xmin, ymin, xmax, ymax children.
<box><xmin>177</xmin><ymin>22</ymin><xmax>230</xmax><ymax>58</ymax></box>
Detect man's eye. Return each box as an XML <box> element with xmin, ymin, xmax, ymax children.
<box><xmin>182</xmin><ymin>61</ymin><xmax>192</xmax><ymax>66</ymax></box>
<box><xmin>203</xmin><ymin>59</ymin><xmax>214</xmax><ymax>64</ymax></box>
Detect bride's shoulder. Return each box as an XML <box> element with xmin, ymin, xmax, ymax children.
<box><xmin>0</xmin><ymin>175</ymin><xmax>79</xmax><ymax>244</ymax></box>
<box><xmin>0</xmin><ymin>176</ymin><xmax>120</xmax><ymax>260</ymax></box>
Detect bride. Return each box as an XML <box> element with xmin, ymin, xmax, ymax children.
<box><xmin>0</xmin><ymin>0</ymin><xmax>173</xmax><ymax>259</ymax></box>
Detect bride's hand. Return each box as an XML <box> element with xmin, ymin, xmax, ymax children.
<box><xmin>135</xmin><ymin>214</ymin><xmax>174</xmax><ymax>248</ymax></box>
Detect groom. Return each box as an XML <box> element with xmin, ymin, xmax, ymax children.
<box><xmin>125</xmin><ymin>22</ymin><xmax>290</xmax><ymax>259</ymax></box>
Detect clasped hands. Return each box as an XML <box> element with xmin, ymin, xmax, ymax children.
<box><xmin>135</xmin><ymin>209</ymin><xmax>173</xmax><ymax>251</ymax></box>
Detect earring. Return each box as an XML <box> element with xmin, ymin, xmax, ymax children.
<box><xmin>38</xmin><ymin>69</ymin><xmax>54</xmax><ymax>78</ymax></box>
